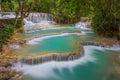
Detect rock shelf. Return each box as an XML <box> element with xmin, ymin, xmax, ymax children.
<box><xmin>19</xmin><ymin>50</ymin><xmax>84</xmax><ymax>65</ymax></box>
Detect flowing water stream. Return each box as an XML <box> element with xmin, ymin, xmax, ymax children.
<box><xmin>1</xmin><ymin>12</ymin><xmax>119</xmax><ymax>80</ymax></box>
<box><xmin>13</xmin><ymin>25</ymin><xmax>120</xmax><ymax>80</ymax></box>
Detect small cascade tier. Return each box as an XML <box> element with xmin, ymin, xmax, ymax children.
<box><xmin>19</xmin><ymin>49</ymin><xmax>84</xmax><ymax>65</ymax></box>
<box><xmin>80</xmin><ymin>41</ymin><xmax>120</xmax><ymax>48</ymax></box>
<box><xmin>24</xmin><ymin>13</ymin><xmax>56</xmax><ymax>32</ymax></box>
<box><xmin>0</xmin><ymin>12</ymin><xmax>16</xmax><ymax>19</ymax></box>
<box><xmin>75</xmin><ymin>22</ymin><xmax>91</xmax><ymax>30</ymax></box>
<box><xmin>80</xmin><ymin>42</ymin><xmax>102</xmax><ymax>46</ymax></box>
<box><xmin>26</xmin><ymin>13</ymin><xmax>54</xmax><ymax>24</ymax></box>
<box><xmin>75</xmin><ymin>17</ymin><xmax>91</xmax><ymax>30</ymax></box>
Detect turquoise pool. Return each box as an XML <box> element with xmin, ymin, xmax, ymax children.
<box><xmin>14</xmin><ymin>25</ymin><xmax>120</xmax><ymax>80</ymax></box>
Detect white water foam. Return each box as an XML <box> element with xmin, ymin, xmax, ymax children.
<box><xmin>24</xmin><ymin>27</ymin><xmax>62</xmax><ymax>33</ymax></box>
<box><xmin>81</xmin><ymin>31</ymin><xmax>86</xmax><ymax>35</ymax></box>
<box><xmin>23</xmin><ymin>13</ymin><xmax>56</xmax><ymax>32</ymax></box>
<box><xmin>81</xmin><ymin>31</ymin><xmax>94</xmax><ymax>35</ymax></box>
<box><xmin>13</xmin><ymin>46</ymin><xmax>103</xmax><ymax>78</ymax></box>
<box><xmin>104</xmin><ymin>44</ymin><xmax>120</xmax><ymax>51</ymax></box>
<box><xmin>24</xmin><ymin>27</ymin><xmax>77</xmax><ymax>33</ymax></box>
<box><xmin>9</xmin><ymin>43</ymin><xmax>20</xmax><ymax>49</ymax></box>
<box><xmin>75</xmin><ymin>22</ymin><xmax>91</xmax><ymax>30</ymax></box>
<box><xmin>27</xmin><ymin>33</ymin><xmax>82</xmax><ymax>45</ymax></box>
<box><xmin>0</xmin><ymin>13</ymin><xmax>16</xmax><ymax>19</ymax></box>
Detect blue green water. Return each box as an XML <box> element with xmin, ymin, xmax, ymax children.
<box><xmin>18</xmin><ymin>33</ymin><xmax>96</xmax><ymax>54</ymax></box>
<box><xmin>16</xmin><ymin>26</ymin><xmax>96</xmax><ymax>54</ymax></box>
<box><xmin>19</xmin><ymin>46</ymin><xmax>115</xmax><ymax>80</ymax></box>
<box><xmin>17</xmin><ymin>26</ymin><xmax>80</xmax><ymax>38</ymax></box>
<box><xmin>28</xmin><ymin>35</ymin><xmax>79</xmax><ymax>54</ymax></box>
<box><xmin>14</xmin><ymin>26</ymin><xmax>120</xmax><ymax>80</ymax></box>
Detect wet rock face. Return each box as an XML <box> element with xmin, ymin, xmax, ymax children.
<box><xmin>80</xmin><ymin>42</ymin><xmax>101</xmax><ymax>46</ymax></box>
<box><xmin>19</xmin><ymin>50</ymin><xmax>84</xmax><ymax>65</ymax></box>
<box><xmin>80</xmin><ymin>41</ymin><xmax>111</xmax><ymax>47</ymax></box>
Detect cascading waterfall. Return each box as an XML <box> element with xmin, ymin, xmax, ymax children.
<box><xmin>19</xmin><ymin>50</ymin><xmax>84</xmax><ymax>65</ymax></box>
<box><xmin>0</xmin><ymin>12</ymin><xmax>16</xmax><ymax>19</ymax></box>
<box><xmin>26</xmin><ymin>13</ymin><xmax>54</xmax><ymax>24</ymax></box>
<box><xmin>0</xmin><ymin>12</ymin><xmax>56</xmax><ymax>32</ymax></box>
<box><xmin>75</xmin><ymin>22</ymin><xmax>91</xmax><ymax>30</ymax></box>
<box><xmin>80</xmin><ymin>41</ymin><xmax>120</xmax><ymax>48</ymax></box>
<box><xmin>20</xmin><ymin>41</ymin><xmax>119</xmax><ymax>65</ymax></box>
<box><xmin>24</xmin><ymin>13</ymin><xmax>56</xmax><ymax>32</ymax></box>
<box><xmin>80</xmin><ymin>42</ymin><xmax>103</xmax><ymax>47</ymax></box>
<box><xmin>13</xmin><ymin>46</ymin><xmax>99</xmax><ymax>79</ymax></box>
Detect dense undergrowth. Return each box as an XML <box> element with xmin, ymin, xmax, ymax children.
<box><xmin>0</xmin><ymin>18</ymin><xmax>21</xmax><ymax>51</ymax></box>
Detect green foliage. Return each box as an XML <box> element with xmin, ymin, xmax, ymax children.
<box><xmin>0</xmin><ymin>24</ymin><xmax>14</xmax><ymax>50</ymax></box>
<box><xmin>31</xmin><ymin>0</ymin><xmax>91</xmax><ymax>24</ymax></box>
<box><xmin>0</xmin><ymin>18</ymin><xmax>21</xmax><ymax>50</ymax></box>
<box><xmin>32</xmin><ymin>0</ymin><xmax>55</xmax><ymax>13</ymax></box>
<box><xmin>91</xmin><ymin>0</ymin><xmax>120</xmax><ymax>40</ymax></box>
<box><xmin>51</xmin><ymin>0</ymin><xmax>88</xmax><ymax>24</ymax></box>
<box><xmin>0</xmin><ymin>18</ymin><xmax>21</xmax><ymax>28</ymax></box>
<box><xmin>0</xmin><ymin>0</ymin><xmax>15</xmax><ymax>11</ymax></box>
<box><xmin>0</xmin><ymin>0</ymin><xmax>91</xmax><ymax>24</ymax></box>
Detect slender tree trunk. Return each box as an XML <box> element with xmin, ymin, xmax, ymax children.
<box><xmin>21</xmin><ymin>16</ymin><xmax>24</xmax><ymax>31</ymax></box>
<box><xmin>0</xmin><ymin>5</ymin><xmax>1</xmax><ymax>12</ymax></box>
<box><xmin>14</xmin><ymin>9</ymin><xmax>20</xmax><ymax>28</ymax></box>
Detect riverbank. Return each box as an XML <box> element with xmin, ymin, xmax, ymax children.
<box><xmin>0</xmin><ymin>45</ymin><xmax>22</xmax><ymax>80</ymax></box>
<box><xmin>0</xmin><ymin>32</ymin><xmax>24</xmax><ymax>80</ymax></box>
<box><xmin>94</xmin><ymin>38</ymin><xmax>120</xmax><ymax>47</ymax></box>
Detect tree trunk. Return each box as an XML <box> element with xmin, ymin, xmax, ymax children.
<box><xmin>21</xmin><ymin>18</ymin><xmax>24</xmax><ymax>28</ymax></box>
<box><xmin>14</xmin><ymin>9</ymin><xmax>20</xmax><ymax>28</ymax></box>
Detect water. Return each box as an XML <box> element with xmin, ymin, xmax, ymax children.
<box><xmin>0</xmin><ymin>12</ymin><xmax>16</xmax><ymax>19</ymax></box>
<box><xmin>17</xmin><ymin>27</ymin><xmax>81</xmax><ymax>38</ymax></box>
<box><xmin>0</xmin><ymin>12</ymin><xmax>56</xmax><ymax>32</ymax></box>
<box><xmin>75</xmin><ymin>22</ymin><xmax>91</xmax><ymax>30</ymax></box>
<box><xmin>26</xmin><ymin>13</ymin><xmax>54</xmax><ymax>23</ymax></box>
<box><xmin>15</xmin><ymin>46</ymin><xmax>116</xmax><ymax>80</ymax></box>
<box><xmin>16</xmin><ymin>27</ymin><xmax>95</xmax><ymax>54</ymax></box>
<box><xmin>24</xmin><ymin>13</ymin><xmax>56</xmax><ymax>32</ymax></box>
<box><xmin>13</xmin><ymin>26</ymin><xmax>120</xmax><ymax>80</ymax></box>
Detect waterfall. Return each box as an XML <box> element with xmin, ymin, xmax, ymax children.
<box><xmin>13</xmin><ymin>46</ymin><xmax>98</xmax><ymax>78</ymax></box>
<box><xmin>75</xmin><ymin>22</ymin><xmax>91</xmax><ymax>30</ymax></box>
<box><xmin>0</xmin><ymin>12</ymin><xmax>55</xmax><ymax>23</ymax></box>
<box><xmin>24</xmin><ymin>13</ymin><xmax>56</xmax><ymax>32</ymax></box>
<box><xmin>26</xmin><ymin>13</ymin><xmax>54</xmax><ymax>24</ymax></box>
<box><xmin>0</xmin><ymin>12</ymin><xmax>56</xmax><ymax>32</ymax></box>
<box><xmin>0</xmin><ymin>12</ymin><xmax>16</xmax><ymax>19</ymax></box>
<box><xmin>80</xmin><ymin>42</ymin><xmax>101</xmax><ymax>46</ymax></box>
<box><xmin>19</xmin><ymin>50</ymin><xmax>84</xmax><ymax>65</ymax></box>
